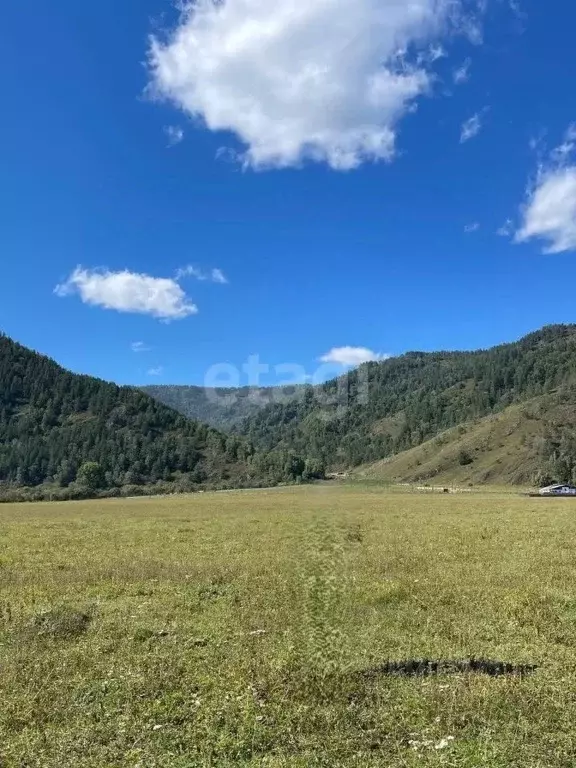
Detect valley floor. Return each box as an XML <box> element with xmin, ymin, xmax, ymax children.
<box><xmin>1</xmin><ymin>485</ymin><xmax>575</xmax><ymax>766</ymax></box>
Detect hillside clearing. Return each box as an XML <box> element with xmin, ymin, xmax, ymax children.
<box><xmin>1</xmin><ymin>485</ymin><xmax>576</xmax><ymax>766</ymax></box>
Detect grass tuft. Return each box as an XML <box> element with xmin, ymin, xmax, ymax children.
<box><xmin>23</xmin><ymin>606</ymin><xmax>93</xmax><ymax>641</ymax></box>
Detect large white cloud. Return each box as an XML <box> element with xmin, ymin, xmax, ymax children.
<box><xmin>515</xmin><ymin>125</ymin><xmax>576</xmax><ymax>254</ymax></box>
<box><xmin>55</xmin><ymin>267</ymin><xmax>198</xmax><ymax>320</ymax></box>
<box><xmin>149</xmin><ymin>0</ymin><xmax>481</xmax><ymax>171</ymax></box>
<box><xmin>320</xmin><ymin>346</ymin><xmax>387</xmax><ymax>366</ymax></box>
<box><xmin>515</xmin><ymin>168</ymin><xmax>576</xmax><ymax>254</ymax></box>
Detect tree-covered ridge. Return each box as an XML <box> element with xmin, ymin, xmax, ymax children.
<box><xmin>142</xmin><ymin>383</ymin><xmax>301</xmax><ymax>430</ymax></box>
<box><xmin>236</xmin><ymin>325</ymin><xmax>576</xmax><ymax>470</ymax></box>
<box><xmin>0</xmin><ymin>335</ymin><xmax>314</xmax><ymax>499</ymax></box>
<box><xmin>0</xmin><ymin>334</ymin><xmax>247</xmax><ymax>490</ymax></box>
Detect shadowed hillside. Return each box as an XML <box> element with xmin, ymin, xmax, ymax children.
<box><xmin>142</xmin><ymin>383</ymin><xmax>301</xmax><ymax>430</ymax></box>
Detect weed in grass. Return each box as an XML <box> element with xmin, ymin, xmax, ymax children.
<box><xmin>197</xmin><ymin>577</ymin><xmax>233</xmax><ymax>602</ymax></box>
<box><xmin>343</xmin><ymin>523</ymin><xmax>363</xmax><ymax>544</ymax></box>
<box><xmin>23</xmin><ymin>605</ymin><xmax>93</xmax><ymax>641</ymax></box>
<box><xmin>361</xmin><ymin>658</ymin><xmax>538</xmax><ymax>678</ymax></box>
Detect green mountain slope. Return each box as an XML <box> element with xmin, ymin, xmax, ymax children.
<box><xmin>0</xmin><ymin>335</ymin><xmax>309</xmax><ymax>500</ymax></box>
<box><xmin>142</xmin><ymin>384</ymin><xmax>300</xmax><ymax>430</ymax></box>
<box><xmin>355</xmin><ymin>389</ymin><xmax>576</xmax><ymax>486</ymax></box>
<box><xmin>236</xmin><ymin>325</ymin><xmax>576</xmax><ymax>481</ymax></box>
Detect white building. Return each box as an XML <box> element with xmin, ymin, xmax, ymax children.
<box><xmin>539</xmin><ymin>484</ymin><xmax>576</xmax><ymax>496</ymax></box>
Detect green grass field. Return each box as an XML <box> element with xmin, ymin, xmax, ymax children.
<box><xmin>2</xmin><ymin>485</ymin><xmax>576</xmax><ymax>767</ymax></box>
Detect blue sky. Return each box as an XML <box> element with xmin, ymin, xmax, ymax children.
<box><xmin>1</xmin><ymin>0</ymin><xmax>575</xmax><ymax>387</ymax></box>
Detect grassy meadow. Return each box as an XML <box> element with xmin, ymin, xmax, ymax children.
<box><xmin>2</xmin><ymin>484</ymin><xmax>576</xmax><ymax>766</ymax></box>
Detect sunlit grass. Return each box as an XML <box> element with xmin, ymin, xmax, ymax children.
<box><xmin>1</xmin><ymin>485</ymin><xmax>576</xmax><ymax>766</ymax></box>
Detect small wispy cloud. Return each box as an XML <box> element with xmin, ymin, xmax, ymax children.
<box><xmin>497</xmin><ymin>218</ymin><xmax>514</xmax><ymax>237</ymax></box>
<box><xmin>211</xmin><ymin>268</ymin><xmax>228</xmax><ymax>284</ymax></box>
<box><xmin>131</xmin><ymin>341</ymin><xmax>152</xmax><ymax>353</ymax></box>
<box><xmin>418</xmin><ymin>44</ymin><xmax>446</xmax><ymax>65</ymax></box>
<box><xmin>453</xmin><ymin>58</ymin><xmax>471</xmax><ymax>84</ymax></box>
<box><xmin>147</xmin><ymin>366</ymin><xmax>164</xmax><ymax>377</ymax></box>
<box><xmin>550</xmin><ymin>123</ymin><xmax>576</xmax><ymax>164</ymax></box>
<box><xmin>320</xmin><ymin>346</ymin><xmax>389</xmax><ymax>367</ymax></box>
<box><xmin>464</xmin><ymin>222</ymin><xmax>480</xmax><ymax>233</ymax></box>
<box><xmin>529</xmin><ymin>134</ymin><xmax>545</xmax><ymax>153</ymax></box>
<box><xmin>176</xmin><ymin>265</ymin><xmax>229</xmax><ymax>283</ymax></box>
<box><xmin>164</xmin><ymin>125</ymin><xmax>184</xmax><ymax>147</ymax></box>
<box><xmin>509</xmin><ymin>0</ymin><xmax>526</xmax><ymax>20</ymax></box>
<box><xmin>175</xmin><ymin>265</ymin><xmax>205</xmax><ymax>281</ymax></box>
<box><xmin>460</xmin><ymin>110</ymin><xmax>487</xmax><ymax>143</ymax></box>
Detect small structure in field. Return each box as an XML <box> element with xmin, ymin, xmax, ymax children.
<box><xmin>539</xmin><ymin>483</ymin><xmax>576</xmax><ymax>497</ymax></box>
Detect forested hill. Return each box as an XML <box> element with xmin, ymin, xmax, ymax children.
<box><xmin>356</xmin><ymin>388</ymin><xmax>576</xmax><ymax>487</ymax></box>
<box><xmin>0</xmin><ymin>335</ymin><xmax>311</xmax><ymax>501</ymax></box>
<box><xmin>4</xmin><ymin>324</ymin><xmax>576</xmax><ymax>500</ymax></box>
<box><xmin>235</xmin><ymin>325</ymin><xmax>576</xmax><ymax>474</ymax></box>
<box><xmin>142</xmin><ymin>384</ymin><xmax>301</xmax><ymax>430</ymax></box>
